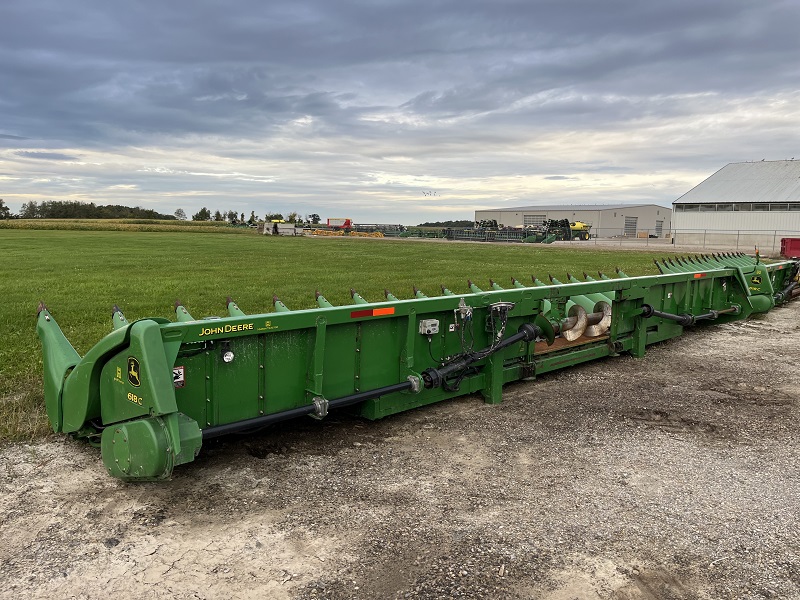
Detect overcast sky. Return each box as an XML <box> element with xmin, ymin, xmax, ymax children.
<box><xmin>1</xmin><ymin>1</ymin><xmax>799</xmax><ymax>224</ymax></box>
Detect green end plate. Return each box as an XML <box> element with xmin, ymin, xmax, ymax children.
<box><xmin>534</xmin><ymin>313</ymin><xmax>555</xmax><ymax>345</ymax></box>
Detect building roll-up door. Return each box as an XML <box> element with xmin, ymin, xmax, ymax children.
<box><xmin>624</xmin><ymin>216</ymin><xmax>638</xmax><ymax>237</ymax></box>
<box><xmin>523</xmin><ymin>214</ymin><xmax>546</xmax><ymax>227</ymax></box>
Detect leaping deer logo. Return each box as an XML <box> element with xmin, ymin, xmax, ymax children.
<box><xmin>127</xmin><ymin>357</ymin><xmax>141</xmax><ymax>387</ymax></box>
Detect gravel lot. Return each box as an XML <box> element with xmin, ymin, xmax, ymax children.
<box><xmin>1</xmin><ymin>301</ymin><xmax>798</xmax><ymax>600</ymax></box>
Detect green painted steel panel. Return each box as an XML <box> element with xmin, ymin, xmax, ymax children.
<box><xmin>213</xmin><ymin>336</ymin><xmax>261</xmax><ymax>426</ymax></box>
<box><xmin>264</xmin><ymin>330</ymin><xmax>312</xmax><ymax>411</ymax></box>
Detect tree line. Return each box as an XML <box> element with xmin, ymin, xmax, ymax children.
<box><xmin>415</xmin><ymin>219</ymin><xmax>474</xmax><ymax>227</ymax></box>
<box><xmin>189</xmin><ymin>208</ymin><xmax>321</xmax><ymax>225</ymax></box>
<box><xmin>5</xmin><ymin>200</ymin><xmax>177</xmax><ymax>220</ymax></box>
<box><xmin>0</xmin><ymin>200</ymin><xmax>324</xmax><ymax>226</ymax></box>
<box><xmin>0</xmin><ymin>199</ymin><xmax>436</xmax><ymax>228</ymax></box>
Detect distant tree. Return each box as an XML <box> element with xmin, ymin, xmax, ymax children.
<box><xmin>240</xmin><ymin>212</ymin><xmax>245</xmax><ymax>223</ymax></box>
<box><xmin>174</xmin><ymin>208</ymin><xmax>187</xmax><ymax>220</ymax></box>
<box><xmin>19</xmin><ymin>201</ymin><xmax>40</xmax><ymax>219</ymax></box>
<box><xmin>286</xmin><ymin>211</ymin><xmax>298</xmax><ymax>224</ymax></box>
<box><xmin>213</xmin><ymin>210</ymin><xmax>224</xmax><ymax>222</ymax></box>
<box><xmin>416</xmin><ymin>219</ymin><xmax>474</xmax><ymax>228</ymax></box>
<box><xmin>265</xmin><ymin>212</ymin><xmax>284</xmax><ymax>221</ymax></box>
<box><xmin>192</xmin><ymin>207</ymin><xmax>212</xmax><ymax>221</ymax></box>
<box><xmin>308</xmin><ymin>213</ymin><xmax>321</xmax><ymax>225</ymax></box>
<box><xmin>0</xmin><ymin>199</ymin><xmax>10</xmax><ymax>220</ymax></box>
<box><xmin>226</xmin><ymin>210</ymin><xmax>238</xmax><ymax>223</ymax></box>
<box><xmin>248</xmin><ymin>211</ymin><xmax>256</xmax><ymax>224</ymax></box>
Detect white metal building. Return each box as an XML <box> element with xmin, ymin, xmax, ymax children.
<box><xmin>474</xmin><ymin>204</ymin><xmax>671</xmax><ymax>238</ymax></box>
<box><xmin>673</xmin><ymin>160</ymin><xmax>800</xmax><ymax>248</ymax></box>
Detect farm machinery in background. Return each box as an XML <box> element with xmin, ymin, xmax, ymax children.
<box><xmin>443</xmin><ymin>219</ymin><xmax>592</xmax><ymax>243</ymax></box>
<box><xmin>310</xmin><ymin>218</ymin><xmax>406</xmax><ymax>237</ymax></box>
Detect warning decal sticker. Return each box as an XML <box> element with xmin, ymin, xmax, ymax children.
<box><xmin>173</xmin><ymin>366</ymin><xmax>186</xmax><ymax>388</ymax></box>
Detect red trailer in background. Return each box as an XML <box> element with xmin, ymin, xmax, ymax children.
<box><xmin>781</xmin><ymin>238</ymin><xmax>800</xmax><ymax>258</ymax></box>
<box><xmin>327</xmin><ymin>218</ymin><xmax>353</xmax><ymax>229</ymax></box>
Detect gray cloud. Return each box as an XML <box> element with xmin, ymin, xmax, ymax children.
<box><xmin>1</xmin><ymin>0</ymin><xmax>798</xmax><ymax>222</ymax></box>
<box><xmin>14</xmin><ymin>151</ymin><xmax>77</xmax><ymax>161</ymax></box>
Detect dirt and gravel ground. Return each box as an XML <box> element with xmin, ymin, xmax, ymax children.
<box><xmin>1</xmin><ymin>301</ymin><xmax>798</xmax><ymax>600</ymax></box>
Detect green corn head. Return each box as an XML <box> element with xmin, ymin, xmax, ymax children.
<box><xmin>36</xmin><ymin>253</ymin><xmax>799</xmax><ymax>481</ymax></box>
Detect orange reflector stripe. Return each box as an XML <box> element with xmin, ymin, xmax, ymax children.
<box><xmin>693</xmin><ymin>273</ymin><xmax>706</xmax><ymax>279</ymax></box>
<box><xmin>350</xmin><ymin>307</ymin><xmax>396</xmax><ymax>318</ymax></box>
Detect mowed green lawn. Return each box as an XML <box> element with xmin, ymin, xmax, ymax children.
<box><xmin>0</xmin><ymin>229</ymin><xmax>663</xmax><ymax>441</ymax></box>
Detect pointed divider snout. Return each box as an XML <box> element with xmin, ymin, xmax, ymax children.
<box><xmin>112</xmin><ymin>304</ymin><xmax>127</xmax><ymax>329</ymax></box>
<box><xmin>350</xmin><ymin>289</ymin><xmax>369</xmax><ymax>305</ymax></box>
<box><xmin>384</xmin><ymin>289</ymin><xmax>400</xmax><ymax>302</ymax></box>
<box><xmin>468</xmin><ymin>280</ymin><xmax>483</xmax><ymax>293</ymax></box>
<box><xmin>174</xmin><ymin>300</ymin><xmax>194</xmax><ymax>322</ymax></box>
<box><xmin>273</xmin><ymin>295</ymin><xmax>291</xmax><ymax>312</ymax></box>
<box><xmin>413</xmin><ymin>286</ymin><xmax>427</xmax><ymax>299</ymax></box>
<box><xmin>226</xmin><ymin>296</ymin><xmax>246</xmax><ymax>317</ymax></box>
<box><xmin>315</xmin><ymin>290</ymin><xmax>334</xmax><ymax>308</ymax></box>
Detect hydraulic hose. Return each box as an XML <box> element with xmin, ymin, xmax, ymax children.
<box><xmin>421</xmin><ymin>323</ymin><xmax>540</xmax><ymax>389</ymax></box>
<box><xmin>774</xmin><ymin>263</ymin><xmax>800</xmax><ymax>303</ymax></box>
<box><xmin>640</xmin><ymin>304</ymin><xmax>738</xmax><ymax>326</ymax></box>
<box><xmin>774</xmin><ymin>280</ymin><xmax>798</xmax><ymax>303</ymax></box>
<box><xmin>202</xmin><ymin>380</ymin><xmax>414</xmax><ymax>440</ymax></box>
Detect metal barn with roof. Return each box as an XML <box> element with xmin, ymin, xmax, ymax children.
<box><xmin>673</xmin><ymin>160</ymin><xmax>800</xmax><ymax>248</ymax></box>
<box><xmin>474</xmin><ymin>204</ymin><xmax>671</xmax><ymax>238</ymax></box>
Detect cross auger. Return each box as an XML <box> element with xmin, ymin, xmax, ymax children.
<box><xmin>36</xmin><ymin>252</ymin><xmax>799</xmax><ymax>481</ymax></box>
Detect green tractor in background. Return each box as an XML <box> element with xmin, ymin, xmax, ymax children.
<box><xmin>524</xmin><ymin>219</ymin><xmax>592</xmax><ymax>243</ymax></box>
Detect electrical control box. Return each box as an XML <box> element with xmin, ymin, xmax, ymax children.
<box><xmin>419</xmin><ymin>319</ymin><xmax>440</xmax><ymax>335</ymax></box>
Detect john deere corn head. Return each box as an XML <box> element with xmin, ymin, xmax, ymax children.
<box><xmin>37</xmin><ymin>253</ymin><xmax>799</xmax><ymax>481</ymax></box>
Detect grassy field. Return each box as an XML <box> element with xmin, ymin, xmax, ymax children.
<box><xmin>0</xmin><ymin>229</ymin><xmax>665</xmax><ymax>442</ymax></box>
